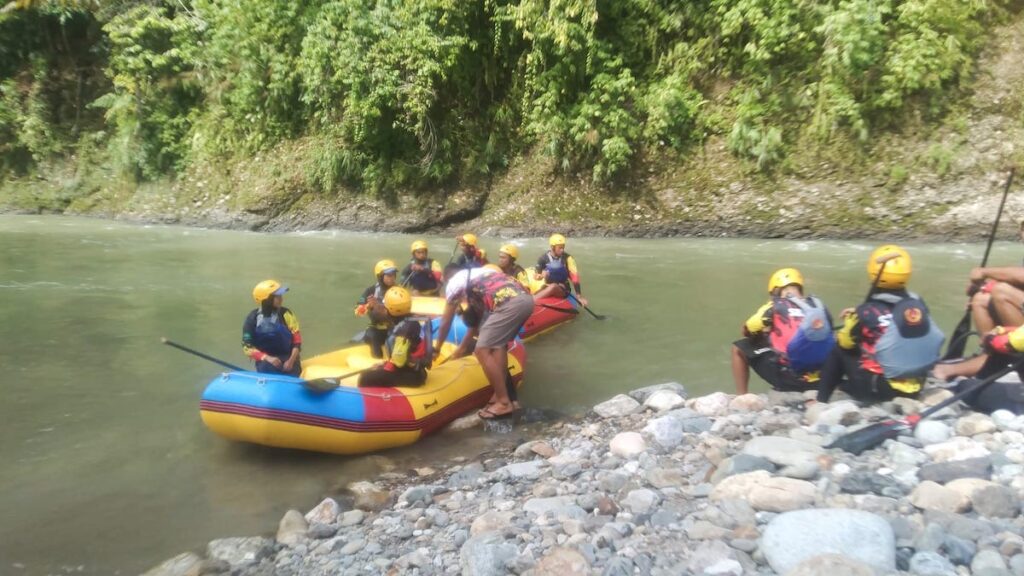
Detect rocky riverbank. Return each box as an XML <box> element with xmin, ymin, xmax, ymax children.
<box><xmin>144</xmin><ymin>383</ymin><xmax>1024</xmax><ymax>576</ymax></box>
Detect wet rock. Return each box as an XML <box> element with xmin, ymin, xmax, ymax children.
<box><xmin>839</xmin><ymin>471</ymin><xmax>904</xmax><ymax>495</ymax></box>
<box><xmin>304</xmin><ymin>497</ymin><xmax>340</xmax><ymax>525</ymax></box>
<box><xmin>448</xmin><ymin>466</ymin><xmax>484</xmax><ymax>489</ymax></box>
<box><xmin>690</xmin><ymin>392</ymin><xmax>732</xmax><ymax>416</ymax></box>
<box><xmin>909</xmin><ymin>481</ymin><xmax>971</xmax><ymax>513</ymax></box>
<box><xmin>533</xmin><ymin>547</ymin><xmax>590</xmax><ymax>575</ymax></box>
<box><xmin>909</xmin><ymin>551</ymin><xmax>957</xmax><ymax>576</ymax></box>
<box><xmin>787</xmin><ymin>553</ymin><xmax>876</xmax><ymax>576</ymax></box>
<box><xmin>276</xmin><ymin>510</ymin><xmax>308</xmax><ymax>547</ymax></box>
<box><xmin>711</xmin><ymin>470</ymin><xmax>816</xmax><ymax>512</ymax></box>
<box><xmin>957</xmin><ymin>413</ymin><xmax>998</xmax><ymax>436</ymax></box>
<box><xmin>729</xmin><ymin>394</ymin><xmax>766</xmax><ymax>412</ymax></box>
<box><xmin>972</xmin><ymin>485</ymin><xmax>1021</xmax><ymax>518</ymax></box>
<box><xmin>644</xmin><ymin>390</ymin><xmax>686</xmax><ymax>412</ymax></box>
<box><xmin>514</xmin><ymin>440</ymin><xmax>556</xmax><ymax>459</ymax></box>
<box><xmin>915</xmin><ymin>421</ymin><xmax>952</xmax><ymax>445</ymax></box>
<box><xmin>307</xmin><ymin>523</ymin><xmax>336</xmax><ymax>539</ymax></box>
<box><xmin>400</xmin><ymin>484</ymin><xmax>436</xmax><ymax>505</ymax></box>
<box><xmin>761</xmin><ymin>508</ymin><xmax>895</xmax><ymax>574</ymax></box>
<box><xmin>206</xmin><ymin>537</ymin><xmax>275</xmax><ymax>567</ymax></box>
<box><xmin>347</xmin><ymin>481</ymin><xmax>390</xmax><ymax>511</ymax></box>
<box><xmin>446</xmin><ymin>412</ymin><xmax>482</xmax><ymax>431</ymax></box>
<box><xmin>141</xmin><ymin>552</ymin><xmax>203</xmax><ymax>576</ymax></box>
<box><xmin>338</xmin><ymin>509</ymin><xmax>364</xmax><ymax>527</ymax></box>
<box><xmin>594</xmin><ymin>394</ymin><xmax>642</xmax><ymax>418</ymax></box>
<box><xmin>609</xmin><ymin>432</ymin><xmax>646</xmax><ymax>458</ymax></box>
<box><xmin>628</xmin><ymin>381</ymin><xmax>687</xmax><ymax>403</ymax></box>
<box><xmin>918</xmin><ymin>456</ymin><xmax>992</xmax><ymax>483</ymax></box>
<box><xmin>710</xmin><ymin>454</ymin><xmax>776</xmax><ymax>483</ymax></box>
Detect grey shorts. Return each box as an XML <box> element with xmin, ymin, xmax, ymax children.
<box><xmin>477</xmin><ymin>293</ymin><xmax>534</xmax><ymax>348</ymax></box>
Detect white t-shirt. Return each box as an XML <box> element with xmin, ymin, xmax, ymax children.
<box><xmin>445</xmin><ymin>267</ymin><xmax>499</xmax><ymax>302</ymax></box>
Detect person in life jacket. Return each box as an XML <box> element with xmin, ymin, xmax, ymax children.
<box><xmin>449</xmin><ymin>296</ymin><xmax>521</xmax><ymax>410</ymax></box>
<box><xmin>243</xmin><ymin>279</ymin><xmax>302</xmax><ymax>375</ymax></box>
<box><xmin>498</xmin><ymin>244</ymin><xmax>530</xmax><ymax>290</ymax></box>
<box><xmin>731</xmin><ymin>268</ymin><xmax>835</xmax><ymax>394</ymax></box>
<box><xmin>358</xmin><ymin>287</ymin><xmax>433</xmax><ymax>388</ymax></box>
<box><xmin>941</xmin><ymin>324</ymin><xmax>1024</xmax><ymax>415</ymax></box>
<box><xmin>815</xmin><ymin>245</ymin><xmax>945</xmax><ymax>403</ymax></box>
<box><xmin>435</xmin><ymin>263</ymin><xmax>534</xmax><ymax>419</ymax></box>
<box><xmin>355</xmin><ymin>259</ymin><xmax>398</xmax><ymax>359</ymax></box>
<box><xmin>400</xmin><ymin>240</ymin><xmax>443</xmax><ymax>296</ymax></box>
<box><xmin>533</xmin><ymin>234</ymin><xmax>587</xmax><ymax>306</ymax></box>
<box><xmin>453</xmin><ymin>233</ymin><xmax>487</xmax><ymax>268</ymax></box>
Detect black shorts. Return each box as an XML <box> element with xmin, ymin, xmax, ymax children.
<box><xmin>734</xmin><ymin>338</ymin><xmax>816</xmax><ymax>392</ymax></box>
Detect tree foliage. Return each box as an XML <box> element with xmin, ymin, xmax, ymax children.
<box><xmin>0</xmin><ymin>0</ymin><xmax>1003</xmax><ymax>188</ymax></box>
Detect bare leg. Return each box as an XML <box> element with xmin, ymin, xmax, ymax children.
<box><xmin>991</xmin><ymin>282</ymin><xmax>1024</xmax><ymax>327</ymax></box>
<box><xmin>972</xmin><ymin>292</ymin><xmax>996</xmax><ymax>334</ymax></box>
<box><xmin>475</xmin><ymin>347</ymin><xmax>514</xmax><ymax>415</ymax></box>
<box><xmin>933</xmin><ymin>354</ymin><xmax>988</xmax><ymax>381</ymax></box>
<box><xmin>732</xmin><ymin>344</ymin><xmax>751</xmax><ymax>394</ymax></box>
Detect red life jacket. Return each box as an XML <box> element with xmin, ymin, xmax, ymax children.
<box><xmin>767</xmin><ymin>295</ymin><xmax>832</xmax><ymax>371</ymax></box>
<box><xmin>467</xmin><ymin>273</ymin><xmax>528</xmax><ymax>313</ymax></box>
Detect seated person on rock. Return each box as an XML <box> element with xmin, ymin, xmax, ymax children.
<box><xmin>815</xmin><ymin>245</ymin><xmax>944</xmax><ymax>404</ymax></box>
<box><xmin>400</xmin><ymin>240</ymin><xmax>443</xmax><ymax>296</ymax></box>
<box><xmin>243</xmin><ymin>279</ymin><xmax>302</xmax><ymax>375</ymax></box>
<box><xmin>533</xmin><ymin>233</ymin><xmax>587</xmax><ymax>306</ymax></box>
<box><xmin>358</xmin><ymin>287</ymin><xmax>432</xmax><ymax>388</ymax></box>
<box><xmin>356</xmin><ymin>259</ymin><xmax>398</xmax><ymax>359</ymax></box>
<box><xmin>942</xmin><ymin>324</ymin><xmax>1024</xmax><ymax>415</ymax></box>
<box><xmin>731</xmin><ymin>268</ymin><xmax>835</xmax><ymax>394</ymax></box>
<box><xmin>453</xmin><ymin>233</ymin><xmax>487</xmax><ymax>269</ymax></box>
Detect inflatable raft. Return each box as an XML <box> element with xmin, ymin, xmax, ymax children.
<box><xmin>410</xmin><ymin>295</ymin><xmax>577</xmax><ymax>342</ymax></box>
<box><xmin>200</xmin><ymin>339</ymin><xmax>526</xmax><ymax>455</ymax></box>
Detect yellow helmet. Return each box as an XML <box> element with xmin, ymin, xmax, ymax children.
<box><xmin>549</xmin><ymin>233</ymin><xmax>567</xmax><ymax>247</ymax></box>
<box><xmin>867</xmin><ymin>244</ymin><xmax>912</xmax><ymax>289</ymax></box>
<box><xmin>252</xmin><ymin>279</ymin><xmax>287</xmax><ymax>304</ymax></box>
<box><xmin>383</xmin><ymin>286</ymin><xmax>412</xmax><ymax>316</ymax></box>
<box><xmin>461</xmin><ymin>233</ymin><xmax>478</xmax><ymax>247</ymax></box>
<box><xmin>478</xmin><ymin>248</ymin><xmax>487</xmax><ymax>260</ymax></box>
<box><xmin>768</xmin><ymin>268</ymin><xmax>804</xmax><ymax>294</ymax></box>
<box><xmin>374</xmin><ymin>259</ymin><xmax>398</xmax><ymax>277</ymax></box>
<box><xmin>483</xmin><ymin>264</ymin><xmax>503</xmax><ymax>274</ymax></box>
<box><xmin>410</xmin><ymin>240</ymin><xmax>428</xmax><ymax>253</ymax></box>
<box><xmin>499</xmin><ymin>244</ymin><xmax>519</xmax><ymax>260</ymax></box>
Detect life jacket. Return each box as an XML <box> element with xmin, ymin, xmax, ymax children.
<box><xmin>468</xmin><ymin>273</ymin><xmax>528</xmax><ymax>314</ymax></box>
<box><xmin>867</xmin><ymin>292</ymin><xmax>944</xmax><ymax>379</ymax></box>
<box><xmin>385</xmin><ymin>317</ymin><xmax>433</xmax><ymax>371</ymax></box>
<box><xmin>252</xmin><ymin>309</ymin><xmax>295</xmax><ymax>358</ymax></box>
<box><xmin>406</xmin><ymin>258</ymin><xmax>439</xmax><ymax>291</ymax></box>
<box><xmin>541</xmin><ymin>252</ymin><xmax>570</xmax><ymax>284</ymax></box>
<box><xmin>768</xmin><ymin>295</ymin><xmax>835</xmax><ymax>373</ymax></box>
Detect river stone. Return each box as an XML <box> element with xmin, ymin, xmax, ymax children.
<box><xmin>400</xmin><ymin>484</ymin><xmax>436</xmax><ymax>505</ymax></box>
<box><xmin>992</xmin><ymin>410</ymin><xmax>1018</xmax><ymax>429</ymax></box>
<box><xmin>945</xmin><ymin>477</ymin><xmax>998</xmax><ymax>500</ymax></box>
<box><xmin>276</xmin><ymin>509</ymin><xmax>308</xmax><ymax>547</ymax></box>
<box><xmin>304</xmin><ymin>497</ymin><xmax>340</xmax><ymax>525</ymax></box>
<box><xmin>524</xmin><ymin>496</ymin><xmax>585</xmax><ymax>519</ymax></box>
<box><xmin>973</xmin><ymin>549</ymin><xmax>1009</xmax><ymax>573</ymax></box>
<box><xmin>470</xmin><ymin>510</ymin><xmax>515</xmax><ymax>536</ymax></box>
<box><xmin>646</xmin><ymin>467</ymin><xmax>685</xmax><ymax>488</ymax></box>
<box><xmin>761</xmin><ymin>509</ymin><xmax>896</xmax><ymax>574</ymax></box>
<box><xmin>514</xmin><ymin>440</ymin><xmax>556</xmax><ymax>459</ymax></box>
<box><xmin>786</xmin><ymin>553</ymin><xmax>876</xmax><ymax>576</ymax></box>
<box><xmin>622</xmin><ymin>488</ymin><xmax>660</xmax><ymax>515</ymax></box>
<box><xmin>339</xmin><ymin>509</ymin><xmax>365</xmax><ymax>527</ymax></box>
<box><xmin>594</xmin><ymin>394</ymin><xmax>642</xmax><ymax>418</ymax></box>
<box><xmin>915</xmin><ymin>421</ymin><xmax>952</xmax><ymax>445</ymax></box>
<box><xmin>972</xmin><ymin>484</ymin><xmax>1021</xmax><ymax>518</ymax></box>
<box><xmin>711</xmin><ymin>470</ymin><xmax>817</xmax><ymax>512</ymax></box>
<box><xmin>643</xmin><ymin>414</ymin><xmax>685</xmax><ymax>449</ymax></box>
<box><xmin>918</xmin><ymin>456</ymin><xmax>992</xmax><ymax>483</ymax></box>
<box><xmin>348</xmin><ymin>481</ymin><xmax>390</xmax><ymax>511</ymax></box>
<box><xmin>741</xmin><ymin>436</ymin><xmax>824</xmax><ymax>469</ymax></box>
<box><xmin>447</xmin><ymin>412</ymin><xmax>483</xmax><ymax>431</ymax></box>
<box><xmin>339</xmin><ymin>538</ymin><xmax>365</xmax><ymax>555</ymax></box>
<box><xmin>924</xmin><ymin>437</ymin><xmax>991</xmax><ymax>462</ymax></box>
<box><xmin>206</xmin><ymin>537</ymin><xmax>275</xmax><ymax>567</ymax></box>
<box><xmin>710</xmin><ymin>454</ymin><xmax>776</xmax><ymax>483</ymax></box>
<box><xmin>704</xmin><ymin>558</ymin><xmax>743</xmax><ymax>575</ymax></box>
<box><xmin>839</xmin><ymin>471</ymin><xmax>904</xmax><ymax>495</ymax></box>
<box><xmin>943</xmin><ymin>534</ymin><xmax>976</xmax><ymax>566</ymax></box>
<box><xmin>609</xmin><ymin>432</ymin><xmax>646</xmax><ymax>458</ymax></box>
<box><xmin>629</xmin><ymin>382</ymin><xmax>688</xmax><ymax>403</ymax></box>
<box><xmin>808</xmin><ymin>400</ymin><xmax>862</xmax><ymax>427</ymax></box>
<box><xmin>140</xmin><ymin>552</ymin><xmax>203</xmax><ymax>576</ymax></box>
<box><xmin>957</xmin><ymin>413</ymin><xmax>998</xmax><ymax>436</ymax></box>
<box><xmin>533</xmin><ymin>547</ymin><xmax>590</xmax><ymax>575</ymax></box>
<box><xmin>910</xmin><ymin>551</ymin><xmax>957</xmax><ymax>576</ymax></box>
<box><xmin>644</xmin><ymin>390</ymin><xmax>686</xmax><ymax>412</ymax></box>
<box><xmin>729</xmin><ymin>393</ymin><xmax>766</xmax><ymax>412</ymax></box>
<box><xmin>690</xmin><ymin>392</ymin><xmax>732</xmax><ymax>416</ymax></box>
<box><xmin>688</xmin><ymin>540</ymin><xmax>738</xmax><ymax>573</ymax></box>
<box><xmin>495</xmin><ymin>460</ymin><xmax>548</xmax><ymax>480</ymax></box>
<box><xmin>909</xmin><ymin>481</ymin><xmax>971</xmax><ymax>513</ymax></box>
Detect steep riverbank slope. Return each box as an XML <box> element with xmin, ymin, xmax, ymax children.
<box><xmin>3</xmin><ymin>15</ymin><xmax>1023</xmax><ymax>241</ymax></box>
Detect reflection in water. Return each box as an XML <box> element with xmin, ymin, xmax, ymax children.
<box><xmin>0</xmin><ymin>215</ymin><xmax>1013</xmax><ymax>574</ymax></box>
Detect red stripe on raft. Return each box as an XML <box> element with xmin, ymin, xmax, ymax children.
<box><xmin>362</xmin><ymin>386</ymin><xmax>415</xmax><ymax>426</ymax></box>
<box><xmin>521</xmin><ymin>297</ymin><xmax>575</xmax><ymax>339</ymax></box>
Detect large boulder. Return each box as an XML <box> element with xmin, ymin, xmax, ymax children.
<box><xmin>304</xmin><ymin>497</ymin><xmax>340</xmax><ymax>525</ymax></box>
<box><xmin>276</xmin><ymin>509</ymin><xmax>308</xmax><ymax>547</ymax></box>
<box><xmin>609</xmin><ymin>432</ymin><xmax>647</xmax><ymax>458</ymax></box>
<box><xmin>628</xmin><ymin>382</ymin><xmax>687</xmax><ymax>403</ymax></box>
<box><xmin>532</xmin><ymin>547</ymin><xmax>590</xmax><ymax>575</ymax></box>
<box><xmin>459</xmin><ymin>532</ymin><xmax>517</xmax><ymax>576</ymax></box>
<box><xmin>594</xmin><ymin>394</ymin><xmax>642</xmax><ymax>418</ymax></box>
<box><xmin>206</xmin><ymin>537</ymin><xmax>275</xmax><ymax>567</ymax></box>
<box><xmin>786</xmin><ymin>554</ymin><xmax>876</xmax><ymax>576</ymax></box>
<box><xmin>909</xmin><ymin>481</ymin><xmax>971</xmax><ymax>513</ymax></box>
<box><xmin>761</xmin><ymin>509</ymin><xmax>896</xmax><ymax>574</ymax></box>
<box><xmin>140</xmin><ymin>553</ymin><xmax>203</xmax><ymax>576</ymax></box>
<box><xmin>347</xmin><ymin>481</ymin><xmax>391</xmax><ymax>511</ymax></box>
<box><xmin>710</xmin><ymin>470</ymin><xmax>817</xmax><ymax>512</ymax></box>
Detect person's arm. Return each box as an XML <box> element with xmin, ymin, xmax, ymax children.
<box><xmin>971</xmin><ymin>267</ymin><xmax>1024</xmax><ymax>287</ymax></box>
<box><xmin>534</xmin><ymin>255</ymin><xmax>546</xmax><ymax>278</ymax></box>
<box><xmin>355</xmin><ymin>285</ymin><xmax>373</xmax><ymax>316</ymax></box>
<box><xmin>242</xmin><ymin>312</ymin><xmax>267</xmax><ymax>361</ymax></box>
<box><xmin>449</xmin><ymin>326</ymin><xmax>479</xmax><ymax>360</ymax></box>
<box><xmin>431</xmin><ymin>259</ymin><xmax>443</xmax><ymax>282</ymax></box>
<box><xmin>835</xmin><ymin>310</ymin><xmax>860</xmax><ymax>350</ymax></box>
<box><xmin>567</xmin><ymin>255</ymin><xmax>582</xmax><ymax>295</ymax></box>
<box><xmin>399</xmin><ymin>263</ymin><xmax>413</xmax><ymax>284</ymax></box>
<box><xmin>282</xmin><ymin>310</ymin><xmax>302</xmax><ymax>371</ymax></box>
<box><xmin>984</xmin><ymin>324</ymin><xmax>1024</xmax><ymax>354</ymax></box>
<box><xmin>742</xmin><ymin>302</ymin><xmax>772</xmax><ymax>337</ymax></box>
<box><xmin>433</xmin><ymin>301</ymin><xmax>460</xmax><ymax>357</ymax></box>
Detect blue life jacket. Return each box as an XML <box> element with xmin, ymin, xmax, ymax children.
<box><xmin>407</xmin><ymin>258</ymin><xmax>439</xmax><ymax>291</ymax></box>
<box><xmin>253</xmin><ymin>310</ymin><xmax>294</xmax><ymax>358</ymax></box>
<box><xmin>769</xmin><ymin>295</ymin><xmax>835</xmax><ymax>373</ymax></box>
<box><xmin>544</xmin><ymin>254</ymin><xmax>570</xmax><ymax>284</ymax></box>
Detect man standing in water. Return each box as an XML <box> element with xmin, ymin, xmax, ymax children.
<box><xmin>434</xmin><ymin>264</ymin><xmax>533</xmax><ymax>419</ymax></box>
<box><xmin>243</xmin><ymin>279</ymin><xmax>302</xmax><ymax>375</ymax></box>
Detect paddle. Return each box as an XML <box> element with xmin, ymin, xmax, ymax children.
<box><xmin>162</xmin><ymin>337</ymin><xmax>346</xmax><ymax>392</ymax></box>
<box><xmin>829</xmin><ymin>359</ymin><xmax>1024</xmax><ymax>454</ymax></box>
<box><xmin>538</xmin><ymin>302</ymin><xmax>579</xmax><ymax>315</ymax></box>
<box><xmin>567</xmin><ymin>292</ymin><xmax>606</xmax><ymax>320</ymax></box>
<box><xmin>944</xmin><ymin>168</ymin><xmax>1016</xmax><ymax>360</ymax></box>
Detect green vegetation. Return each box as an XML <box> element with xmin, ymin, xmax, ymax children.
<box><xmin>0</xmin><ymin>0</ymin><xmax>1005</xmax><ymax>198</ymax></box>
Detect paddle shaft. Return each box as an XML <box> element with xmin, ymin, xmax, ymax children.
<box><xmin>944</xmin><ymin>168</ymin><xmax>1017</xmax><ymax>360</ymax></box>
<box><xmin>915</xmin><ymin>359</ymin><xmax>1024</xmax><ymax>423</ymax></box>
<box><xmin>538</xmin><ymin>302</ymin><xmax>579</xmax><ymax>315</ymax></box>
<box><xmin>162</xmin><ymin>338</ymin><xmax>244</xmax><ymax>371</ymax></box>
<box><xmin>567</xmin><ymin>292</ymin><xmax>605</xmax><ymax>320</ymax></box>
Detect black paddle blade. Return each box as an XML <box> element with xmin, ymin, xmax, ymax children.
<box><xmin>827</xmin><ymin>420</ymin><xmax>909</xmax><ymax>455</ymax></box>
<box><xmin>942</xmin><ymin>311</ymin><xmax>972</xmax><ymax>360</ymax></box>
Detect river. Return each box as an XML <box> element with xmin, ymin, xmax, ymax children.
<box><xmin>0</xmin><ymin>215</ymin><xmax>1013</xmax><ymax>574</ymax></box>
